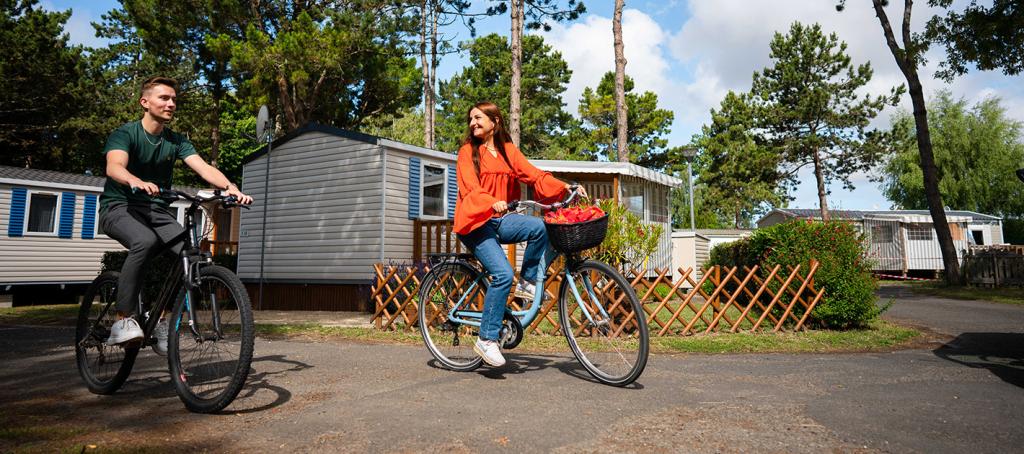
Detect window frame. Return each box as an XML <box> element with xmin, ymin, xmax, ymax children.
<box><xmin>870</xmin><ymin>225</ymin><xmax>894</xmax><ymax>244</ymax></box>
<box><xmin>23</xmin><ymin>190</ymin><xmax>62</xmax><ymax>237</ymax></box>
<box><xmin>418</xmin><ymin>161</ymin><xmax>448</xmax><ymax>220</ymax></box>
<box><xmin>91</xmin><ymin>198</ymin><xmax>109</xmax><ymax>238</ymax></box>
<box><xmin>906</xmin><ymin>224</ymin><xmax>934</xmax><ymax>241</ymax></box>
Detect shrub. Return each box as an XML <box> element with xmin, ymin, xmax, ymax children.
<box><xmin>705</xmin><ymin>219</ymin><xmax>879</xmax><ymax>329</ymax></box>
<box><xmin>100</xmin><ymin>250</ymin><xmax>179</xmax><ymax>303</ymax></box>
<box><xmin>593</xmin><ymin>199</ymin><xmax>663</xmax><ymax>269</ymax></box>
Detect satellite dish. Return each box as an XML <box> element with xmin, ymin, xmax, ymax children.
<box><xmin>256</xmin><ymin>105</ymin><xmax>270</xmax><ymax>141</ymax></box>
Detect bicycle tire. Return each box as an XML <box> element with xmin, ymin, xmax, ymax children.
<box><xmin>418</xmin><ymin>261</ymin><xmax>485</xmax><ymax>371</ymax></box>
<box><xmin>168</xmin><ymin>265</ymin><xmax>254</xmax><ymax>413</ymax></box>
<box><xmin>558</xmin><ymin>259</ymin><xmax>649</xmax><ymax>386</ymax></box>
<box><xmin>75</xmin><ymin>271</ymin><xmax>140</xmax><ymax>394</ymax></box>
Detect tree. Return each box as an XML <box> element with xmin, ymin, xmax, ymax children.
<box><xmin>691</xmin><ymin>91</ymin><xmax>786</xmax><ymax>228</ymax></box>
<box><xmin>750</xmin><ymin>22</ymin><xmax>900</xmax><ymax>221</ymax></box>
<box><xmin>880</xmin><ymin>91</ymin><xmax>1024</xmax><ymax>217</ymax></box>
<box><xmin>412</xmin><ymin>1</ymin><xmax>472</xmax><ymax>149</ymax></box>
<box><xmin>436</xmin><ymin>33</ymin><xmax>575</xmax><ymax>156</ymax></box>
<box><xmin>837</xmin><ymin>0</ymin><xmax>962</xmax><ymax>284</ymax></box>
<box><xmin>485</xmin><ymin>0</ymin><xmax>586</xmax><ymax>145</ymax></box>
<box><xmin>577</xmin><ymin>72</ymin><xmax>673</xmax><ymax>168</ymax></box>
<box><xmin>612</xmin><ymin>0</ymin><xmax>628</xmax><ymax>163</ymax></box>
<box><xmin>0</xmin><ymin>0</ymin><xmax>86</xmax><ymax>170</ymax></box>
<box><xmin>218</xmin><ymin>4</ymin><xmax>420</xmax><ymax>133</ymax></box>
<box><xmin>927</xmin><ymin>0</ymin><xmax>1024</xmax><ymax>80</ymax></box>
<box><xmin>360</xmin><ymin>107</ymin><xmax>427</xmax><ymax>147</ymax></box>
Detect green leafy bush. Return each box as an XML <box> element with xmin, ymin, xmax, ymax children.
<box><xmin>593</xmin><ymin>199</ymin><xmax>663</xmax><ymax>268</ymax></box>
<box><xmin>100</xmin><ymin>250</ymin><xmax>179</xmax><ymax>303</ymax></box>
<box><xmin>706</xmin><ymin>219</ymin><xmax>879</xmax><ymax>328</ymax></box>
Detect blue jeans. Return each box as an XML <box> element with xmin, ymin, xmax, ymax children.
<box><xmin>458</xmin><ymin>214</ymin><xmax>555</xmax><ymax>341</ymax></box>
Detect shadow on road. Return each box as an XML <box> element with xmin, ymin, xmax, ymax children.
<box><xmin>427</xmin><ymin>353</ymin><xmax>645</xmax><ymax>389</ymax></box>
<box><xmin>934</xmin><ymin>332</ymin><xmax>1024</xmax><ymax>388</ymax></box>
<box><xmin>226</xmin><ymin>354</ymin><xmax>313</xmax><ymax>414</ymax></box>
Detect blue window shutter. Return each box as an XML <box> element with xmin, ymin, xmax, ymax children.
<box><xmin>58</xmin><ymin>192</ymin><xmax>76</xmax><ymax>238</ymax></box>
<box><xmin>447</xmin><ymin>164</ymin><xmax>457</xmax><ymax>219</ymax></box>
<box><xmin>82</xmin><ymin>194</ymin><xmax>97</xmax><ymax>239</ymax></box>
<box><xmin>8</xmin><ymin>188</ymin><xmax>26</xmax><ymax>237</ymax></box>
<box><xmin>408</xmin><ymin>157</ymin><xmax>421</xmax><ymax>219</ymax></box>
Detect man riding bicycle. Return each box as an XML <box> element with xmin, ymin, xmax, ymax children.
<box><xmin>99</xmin><ymin>76</ymin><xmax>253</xmax><ymax>353</ymax></box>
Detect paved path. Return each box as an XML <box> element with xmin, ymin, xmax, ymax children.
<box><xmin>1</xmin><ymin>292</ymin><xmax>1022</xmax><ymax>453</ymax></box>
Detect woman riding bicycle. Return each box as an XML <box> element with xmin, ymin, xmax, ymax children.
<box><xmin>454</xmin><ymin>101</ymin><xmax>585</xmax><ymax>367</ymax></box>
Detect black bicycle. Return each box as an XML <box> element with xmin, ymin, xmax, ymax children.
<box><xmin>75</xmin><ymin>189</ymin><xmax>254</xmax><ymax>413</ymax></box>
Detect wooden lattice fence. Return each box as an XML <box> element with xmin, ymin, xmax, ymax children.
<box><xmin>371</xmin><ymin>260</ymin><xmax>825</xmax><ymax>336</ymax></box>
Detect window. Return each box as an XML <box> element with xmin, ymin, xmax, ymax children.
<box><xmin>907</xmin><ymin>225</ymin><xmax>933</xmax><ymax>241</ymax></box>
<box><xmin>94</xmin><ymin>202</ymin><xmax>106</xmax><ymax>237</ymax></box>
<box><xmin>871</xmin><ymin>225</ymin><xmax>894</xmax><ymax>243</ymax></box>
<box><xmin>649</xmin><ymin>185</ymin><xmax>669</xmax><ymax>223</ymax></box>
<box><xmin>26</xmin><ymin>192</ymin><xmax>59</xmax><ymax>234</ymax></box>
<box><xmin>421</xmin><ymin>163</ymin><xmax>446</xmax><ymax>218</ymax></box>
<box><xmin>622</xmin><ymin>182</ymin><xmax>645</xmax><ymax>220</ymax></box>
<box><xmin>970</xmin><ymin>230</ymin><xmax>984</xmax><ymax>245</ymax></box>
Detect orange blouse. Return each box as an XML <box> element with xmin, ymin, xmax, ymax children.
<box><xmin>453</xmin><ymin>141</ymin><xmax>567</xmax><ymax>235</ymax></box>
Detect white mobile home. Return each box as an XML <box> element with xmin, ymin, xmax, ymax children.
<box><xmin>237</xmin><ymin>123</ymin><xmax>681</xmax><ymax>311</ymax></box>
<box><xmin>0</xmin><ymin>166</ymin><xmax>206</xmax><ymax>304</ymax></box>
<box><xmin>757</xmin><ymin>208</ymin><xmax>1004</xmax><ymax>275</ymax></box>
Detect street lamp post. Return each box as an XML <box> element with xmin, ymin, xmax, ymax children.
<box><xmin>681</xmin><ymin>147</ymin><xmax>697</xmax><ymax>231</ymax></box>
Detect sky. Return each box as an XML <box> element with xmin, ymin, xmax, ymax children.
<box><xmin>44</xmin><ymin>0</ymin><xmax>1024</xmax><ymax>212</ymax></box>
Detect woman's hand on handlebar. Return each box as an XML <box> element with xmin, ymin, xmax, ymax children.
<box><xmin>566</xmin><ymin>183</ymin><xmax>587</xmax><ymax>199</ymax></box>
<box><xmin>492</xmin><ymin>200</ymin><xmax>508</xmax><ymax>213</ymax></box>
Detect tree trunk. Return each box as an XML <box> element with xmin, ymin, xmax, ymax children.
<box><xmin>509</xmin><ymin>0</ymin><xmax>523</xmax><ymax>146</ymax></box>
<box><xmin>613</xmin><ymin>0</ymin><xmax>629</xmax><ymax>162</ymax></box>
<box><xmin>209</xmin><ymin>73</ymin><xmax>225</xmax><ymax>168</ymax></box>
<box><xmin>420</xmin><ymin>1</ymin><xmax>431</xmax><ymax>148</ymax></box>
<box><xmin>871</xmin><ymin>0</ymin><xmax>961</xmax><ymax>284</ymax></box>
<box><xmin>428</xmin><ymin>1</ymin><xmax>438</xmax><ymax>149</ymax></box>
<box><xmin>812</xmin><ymin>148</ymin><xmax>830</xmax><ymax>221</ymax></box>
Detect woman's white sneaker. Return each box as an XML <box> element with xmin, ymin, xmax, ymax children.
<box><xmin>473</xmin><ymin>338</ymin><xmax>506</xmax><ymax>367</ymax></box>
<box><xmin>106</xmin><ymin>318</ymin><xmax>144</xmax><ymax>346</ymax></box>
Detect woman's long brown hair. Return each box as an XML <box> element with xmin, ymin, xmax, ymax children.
<box><xmin>462</xmin><ymin>101</ymin><xmax>513</xmax><ymax>177</ymax></box>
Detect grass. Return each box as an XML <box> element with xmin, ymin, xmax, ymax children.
<box><xmin>1</xmin><ymin>304</ymin><xmax>923</xmax><ymax>354</ymax></box>
<box><xmin>882</xmin><ymin>280</ymin><xmax>1024</xmax><ymax>306</ymax></box>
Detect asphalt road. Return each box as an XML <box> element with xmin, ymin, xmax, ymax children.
<box><xmin>1</xmin><ymin>291</ymin><xmax>1022</xmax><ymax>453</ymax></box>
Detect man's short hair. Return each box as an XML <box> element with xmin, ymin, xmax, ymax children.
<box><xmin>140</xmin><ymin>76</ymin><xmax>177</xmax><ymax>97</ymax></box>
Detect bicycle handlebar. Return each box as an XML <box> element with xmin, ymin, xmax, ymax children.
<box><xmin>507</xmin><ymin>184</ymin><xmax>583</xmax><ymax>213</ymax></box>
<box><xmin>131</xmin><ymin>187</ymin><xmax>251</xmax><ymax>210</ymax></box>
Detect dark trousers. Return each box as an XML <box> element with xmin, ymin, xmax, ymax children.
<box><xmin>99</xmin><ymin>203</ymin><xmax>185</xmax><ymax>314</ymax></box>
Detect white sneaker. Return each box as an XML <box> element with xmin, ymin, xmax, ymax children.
<box><xmin>514</xmin><ymin>280</ymin><xmax>538</xmax><ymax>300</ymax></box>
<box><xmin>152</xmin><ymin>318</ymin><xmax>168</xmax><ymax>356</ymax></box>
<box><xmin>106</xmin><ymin>318</ymin><xmax>144</xmax><ymax>346</ymax></box>
<box><xmin>473</xmin><ymin>338</ymin><xmax>506</xmax><ymax>367</ymax></box>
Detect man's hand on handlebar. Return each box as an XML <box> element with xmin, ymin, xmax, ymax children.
<box><xmin>225</xmin><ymin>187</ymin><xmax>253</xmax><ymax>205</ymax></box>
<box><xmin>129</xmin><ymin>179</ymin><xmax>160</xmax><ymax>196</ymax></box>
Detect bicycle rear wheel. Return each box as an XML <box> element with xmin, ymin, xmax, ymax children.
<box><xmin>168</xmin><ymin>265</ymin><xmax>254</xmax><ymax>413</ymax></box>
<box><xmin>558</xmin><ymin>259</ymin><xmax>649</xmax><ymax>386</ymax></box>
<box><xmin>75</xmin><ymin>271</ymin><xmax>139</xmax><ymax>394</ymax></box>
<box><xmin>418</xmin><ymin>262</ymin><xmax>485</xmax><ymax>371</ymax></box>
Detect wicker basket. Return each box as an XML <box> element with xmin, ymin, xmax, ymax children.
<box><xmin>545</xmin><ymin>214</ymin><xmax>609</xmax><ymax>253</ymax></box>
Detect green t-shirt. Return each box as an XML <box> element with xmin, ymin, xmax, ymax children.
<box><xmin>100</xmin><ymin>121</ymin><xmax>197</xmax><ymax>210</ymax></box>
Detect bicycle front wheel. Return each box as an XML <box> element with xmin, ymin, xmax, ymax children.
<box><xmin>75</xmin><ymin>271</ymin><xmax>139</xmax><ymax>394</ymax></box>
<box><xmin>418</xmin><ymin>262</ymin><xmax>485</xmax><ymax>371</ymax></box>
<box><xmin>558</xmin><ymin>259</ymin><xmax>649</xmax><ymax>386</ymax></box>
<box><xmin>168</xmin><ymin>265</ymin><xmax>254</xmax><ymax>413</ymax></box>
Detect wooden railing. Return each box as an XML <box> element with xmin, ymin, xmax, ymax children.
<box><xmin>370</xmin><ymin>260</ymin><xmax>824</xmax><ymax>336</ymax></box>
<box><xmin>963</xmin><ymin>248</ymin><xmax>1024</xmax><ymax>287</ymax></box>
<box><xmin>412</xmin><ymin>220</ymin><xmax>462</xmax><ymax>263</ymax></box>
<box><xmin>200</xmin><ymin>240</ymin><xmax>238</xmax><ymax>256</ymax></box>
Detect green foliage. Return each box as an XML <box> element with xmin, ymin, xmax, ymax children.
<box><xmin>576</xmin><ymin>72</ymin><xmax>674</xmax><ymax>168</ymax></box>
<box><xmin>880</xmin><ymin>91</ymin><xmax>1024</xmax><ymax>218</ymax></box>
<box><xmin>690</xmin><ymin>91</ymin><xmax>786</xmax><ymax>228</ymax></box>
<box><xmin>0</xmin><ymin>0</ymin><xmax>87</xmax><ymax>170</ymax></box>
<box><xmin>359</xmin><ymin>108</ymin><xmax>427</xmax><ymax>147</ymax></box>
<box><xmin>750</xmin><ymin>22</ymin><xmax>900</xmax><ymax>217</ymax></box>
<box><xmin>1004</xmin><ymin>218</ymin><xmax>1024</xmax><ymax>245</ymax></box>
<box><xmin>593</xmin><ymin>199</ymin><xmax>662</xmax><ymax>268</ymax></box>
<box><xmin>436</xmin><ymin>33</ymin><xmax>576</xmax><ymax>156</ymax></box>
<box><xmin>926</xmin><ymin>0</ymin><xmax>1024</xmax><ymax>80</ymax></box>
<box><xmin>707</xmin><ymin>220</ymin><xmax>879</xmax><ymax>329</ymax></box>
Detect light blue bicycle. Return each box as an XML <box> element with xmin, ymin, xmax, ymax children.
<box><xmin>417</xmin><ymin>188</ymin><xmax>649</xmax><ymax>386</ymax></box>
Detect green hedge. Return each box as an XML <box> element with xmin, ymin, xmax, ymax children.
<box><xmin>706</xmin><ymin>219</ymin><xmax>879</xmax><ymax>329</ymax></box>
<box><xmin>101</xmin><ymin>250</ymin><xmax>179</xmax><ymax>303</ymax></box>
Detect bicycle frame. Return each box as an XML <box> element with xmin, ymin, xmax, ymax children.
<box><xmin>444</xmin><ymin>252</ymin><xmax>609</xmax><ymax>330</ymax></box>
